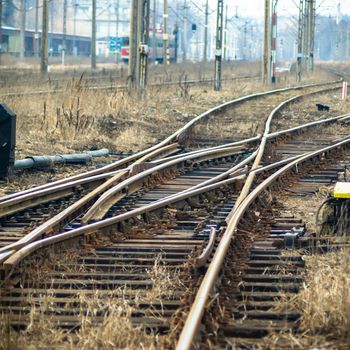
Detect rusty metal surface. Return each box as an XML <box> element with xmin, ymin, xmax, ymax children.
<box><xmin>0</xmin><ymin>76</ymin><xmax>347</xmax><ymax>347</ymax></box>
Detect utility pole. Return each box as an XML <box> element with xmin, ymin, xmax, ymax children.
<box><xmin>203</xmin><ymin>0</ymin><xmax>208</xmax><ymax>62</ymax></box>
<box><xmin>91</xmin><ymin>0</ymin><xmax>96</xmax><ymax>69</ymax></box>
<box><xmin>271</xmin><ymin>0</ymin><xmax>278</xmax><ymax>83</ymax></box>
<box><xmin>306</xmin><ymin>0</ymin><xmax>315</xmax><ymax>71</ymax></box>
<box><xmin>262</xmin><ymin>0</ymin><xmax>271</xmax><ymax>84</ymax></box>
<box><xmin>128</xmin><ymin>0</ymin><xmax>150</xmax><ymax>90</ymax></box>
<box><xmin>182</xmin><ymin>0</ymin><xmax>187</xmax><ymax>62</ymax></box>
<box><xmin>138</xmin><ymin>0</ymin><xmax>150</xmax><ymax>87</ymax></box>
<box><xmin>243</xmin><ymin>21</ymin><xmax>247</xmax><ymax>60</ymax></box>
<box><xmin>41</xmin><ymin>0</ymin><xmax>49</xmax><ymax>75</ymax></box>
<box><xmin>152</xmin><ymin>0</ymin><xmax>157</xmax><ymax>63</ymax></box>
<box><xmin>34</xmin><ymin>0</ymin><xmax>39</xmax><ymax>57</ymax></box>
<box><xmin>174</xmin><ymin>24</ymin><xmax>179</xmax><ymax>63</ymax></box>
<box><xmin>296</xmin><ymin>0</ymin><xmax>304</xmax><ymax>82</ymax></box>
<box><xmin>62</xmin><ymin>0</ymin><xmax>67</xmax><ymax>64</ymax></box>
<box><xmin>214</xmin><ymin>0</ymin><xmax>224</xmax><ymax>91</ymax></box>
<box><xmin>128</xmin><ymin>0</ymin><xmax>138</xmax><ymax>90</ymax></box>
<box><xmin>20</xmin><ymin>0</ymin><xmax>26</xmax><ymax>59</ymax></box>
<box><xmin>224</xmin><ymin>4</ymin><xmax>228</xmax><ymax>61</ymax></box>
<box><xmin>163</xmin><ymin>0</ymin><xmax>169</xmax><ymax>64</ymax></box>
<box><xmin>302</xmin><ymin>0</ymin><xmax>308</xmax><ymax>67</ymax></box>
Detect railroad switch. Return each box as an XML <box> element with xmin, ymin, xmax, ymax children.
<box><xmin>284</xmin><ymin>227</ymin><xmax>305</xmax><ymax>249</ymax></box>
<box><xmin>0</xmin><ymin>103</ymin><xmax>16</xmax><ymax>179</ymax></box>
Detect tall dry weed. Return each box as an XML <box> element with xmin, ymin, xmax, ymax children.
<box><xmin>261</xmin><ymin>249</ymin><xmax>350</xmax><ymax>349</ymax></box>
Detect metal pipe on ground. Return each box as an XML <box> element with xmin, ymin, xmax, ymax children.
<box><xmin>14</xmin><ymin>149</ymin><xmax>110</xmax><ymax>170</ymax></box>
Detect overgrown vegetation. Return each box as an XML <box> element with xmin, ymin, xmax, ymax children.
<box><xmin>0</xmin><ymin>250</ymin><xmax>186</xmax><ymax>350</ymax></box>
<box><xmin>260</xmin><ymin>249</ymin><xmax>350</xmax><ymax>350</ymax></box>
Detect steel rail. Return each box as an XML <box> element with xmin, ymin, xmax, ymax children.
<box><xmin>151</xmin><ymin>151</ymin><xmax>258</xmax><ymax>204</ymax></box>
<box><xmin>195</xmin><ymin>227</ymin><xmax>217</xmax><ymax>268</ymax></box>
<box><xmin>0</xmin><ymin>143</ymin><xmax>180</xmax><ymax>218</ymax></box>
<box><xmin>267</xmin><ymin>113</ymin><xmax>350</xmax><ymax>139</ymax></box>
<box><xmin>1</xmin><ymin>107</ymin><xmax>347</xmax><ymax>270</ymax></box>
<box><xmin>175</xmin><ymin>79</ymin><xmax>342</xmax><ymax>143</ymax></box>
<box><xmin>158</xmin><ymin>110</ymin><xmax>350</xmax><ymax>213</ymax></box>
<box><xmin>0</xmin><ymin>143</ymin><xmax>180</xmax><ymax>205</ymax></box>
<box><xmin>0</xmin><ymin>143</ymin><xmax>335</xmax><ymax>275</ymax></box>
<box><xmin>151</xmin><ymin>136</ymin><xmax>261</xmax><ymax>165</ymax></box>
<box><xmin>0</xmin><ymin>170</ymin><xmax>129</xmax><ymax>255</ymax></box>
<box><xmin>226</xmin><ymin>84</ymin><xmax>344</xmax><ymax>223</ymax></box>
<box><xmin>0</xmin><ymin>78</ymin><xmax>340</xmax><ymax>206</ymax></box>
<box><xmin>66</xmin><ymin>81</ymin><xmax>345</xmax><ymax>222</ymax></box>
<box><xmin>0</xmin><ymin>143</ymin><xmax>255</xmax><ymax>261</ymax></box>
<box><xmin>0</xmin><ymin>134</ymin><xmax>343</xmax><ymax>274</ymax></box>
<box><xmin>0</xmin><ymin>145</ymin><xmax>251</xmax><ymax>262</ymax></box>
<box><xmin>0</xmin><ymin>174</ymin><xmax>242</xmax><ymax>271</ymax></box>
<box><xmin>0</xmin><ymin>75</ymin><xmax>259</xmax><ymax>98</ymax></box>
<box><xmin>0</xmin><ymin>86</ymin><xmax>345</xmax><ymax>263</ymax></box>
<box><xmin>176</xmin><ymin>150</ymin><xmax>350</xmax><ymax>350</ymax></box>
<box><xmin>0</xmin><ymin>169</ymin><xmax>129</xmax><ymax>220</ymax></box>
<box><xmin>0</xmin><ymin>79</ymin><xmax>343</xmax><ymax>270</ymax></box>
<box><xmin>82</xmin><ymin>146</ymin><xmax>247</xmax><ymax>222</ymax></box>
<box><xmin>2</xmin><ymin>127</ymin><xmax>348</xmax><ymax>274</ymax></box>
<box><xmin>176</xmin><ymin>136</ymin><xmax>350</xmax><ymax>350</ymax></box>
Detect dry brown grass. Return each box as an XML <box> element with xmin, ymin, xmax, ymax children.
<box><xmin>0</xmin><ymin>63</ymin><xmax>333</xmax><ymax>159</ymax></box>
<box><xmin>259</xmin><ymin>249</ymin><xmax>350</xmax><ymax>350</ymax></box>
<box><xmin>0</xmin><ymin>63</ymin><xmax>340</xmax><ymax>197</ymax></box>
<box><xmin>0</xmin><ymin>293</ymin><xmax>160</xmax><ymax>350</ymax></box>
<box><xmin>0</xmin><ymin>251</ymin><xmax>186</xmax><ymax>350</ymax></box>
<box><xmin>271</xmin><ymin>90</ymin><xmax>350</xmax><ymax>132</ymax></box>
<box><xmin>1</xmin><ymin>73</ymin><xmax>247</xmax><ymax>158</ymax></box>
<box><xmin>297</xmin><ymin>250</ymin><xmax>350</xmax><ymax>343</ymax></box>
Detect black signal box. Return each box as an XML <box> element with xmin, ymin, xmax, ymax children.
<box><xmin>0</xmin><ymin>103</ymin><xmax>16</xmax><ymax>178</ymax></box>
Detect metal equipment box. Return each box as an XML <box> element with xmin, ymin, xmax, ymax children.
<box><xmin>333</xmin><ymin>182</ymin><xmax>350</xmax><ymax>199</ymax></box>
<box><xmin>0</xmin><ymin>103</ymin><xmax>16</xmax><ymax>178</ymax></box>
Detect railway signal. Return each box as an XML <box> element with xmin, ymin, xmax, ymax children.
<box><xmin>128</xmin><ymin>0</ymin><xmax>150</xmax><ymax>91</ymax></box>
<box><xmin>306</xmin><ymin>0</ymin><xmax>315</xmax><ymax>72</ymax></box>
<box><xmin>262</xmin><ymin>0</ymin><xmax>271</xmax><ymax>84</ymax></box>
<box><xmin>0</xmin><ymin>104</ymin><xmax>16</xmax><ymax>179</ymax></box>
<box><xmin>203</xmin><ymin>0</ymin><xmax>208</xmax><ymax>62</ymax></box>
<box><xmin>296</xmin><ymin>0</ymin><xmax>304</xmax><ymax>82</ymax></box>
<box><xmin>271</xmin><ymin>0</ymin><xmax>278</xmax><ymax>83</ymax></box>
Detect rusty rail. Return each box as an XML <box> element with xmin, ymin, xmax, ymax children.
<box><xmin>0</xmin><ymin>78</ymin><xmax>340</xmax><ymax>207</ymax></box>
<box><xmin>82</xmin><ymin>145</ymin><xmax>247</xmax><ymax>222</ymax></box>
<box><xmin>175</xmin><ymin>147</ymin><xmax>350</xmax><ymax>348</ymax></box>
<box><xmin>195</xmin><ymin>227</ymin><xmax>217</xmax><ymax>268</ymax></box>
<box><xmin>1</xmin><ymin>101</ymin><xmax>348</xmax><ymax>273</ymax></box>
<box><xmin>0</xmin><ymin>79</ymin><xmax>345</xmax><ymax>278</ymax></box>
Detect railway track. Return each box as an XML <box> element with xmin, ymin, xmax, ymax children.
<box><xmin>0</xmin><ymin>76</ymin><xmax>349</xmax><ymax>348</ymax></box>
<box><xmin>0</xmin><ymin>74</ymin><xmax>258</xmax><ymax>98</ymax></box>
<box><xmin>199</xmin><ymin>137</ymin><xmax>350</xmax><ymax>349</ymax></box>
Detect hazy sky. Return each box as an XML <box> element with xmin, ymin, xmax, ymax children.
<box><xmin>206</xmin><ymin>0</ymin><xmax>350</xmax><ymax>18</ymax></box>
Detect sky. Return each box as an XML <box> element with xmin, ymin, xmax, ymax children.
<box><xmin>206</xmin><ymin>0</ymin><xmax>350</xmax><ymax>18</ymax></box>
